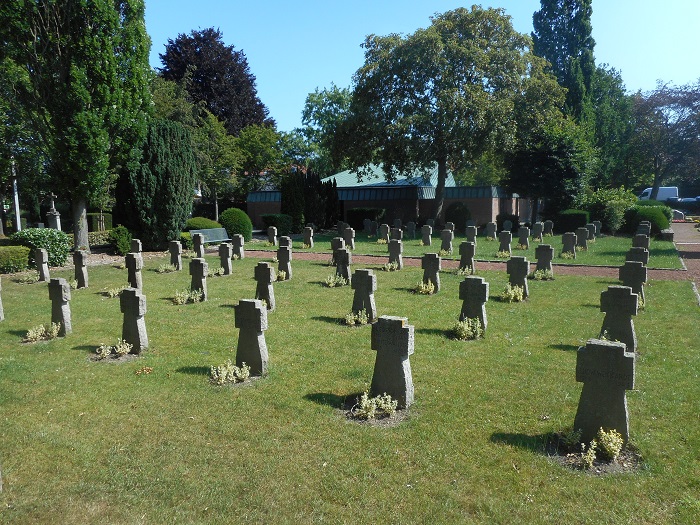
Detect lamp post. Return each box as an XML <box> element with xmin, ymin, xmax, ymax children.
<box><xmin>11</xmin><ymin>157</ymin><xmax>21</xmax><ymax>232</ymax></box>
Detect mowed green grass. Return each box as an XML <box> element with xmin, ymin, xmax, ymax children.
<box><xmin>1</xmin><ymin>252</ymin><xmax>698</xmax><ymax>524</ymax></box>
<box><xmin>248</xmin><ymin>230</ymin><xmax>683</xmax><ymax>269</ymax></box>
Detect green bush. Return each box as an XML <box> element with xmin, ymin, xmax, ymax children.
<box><xmin>634</xmin><ymin>200</ymin><xmax>673</xmax><ymax>221</ymax></box>
<box><xmin>219</xmin><ymin>208</ymin><xmax>253</xmax><ymax>241</ymax></box>
<box><xmin>346</xmin><ymin>208</ymin><xmax>386</xmax><ymax>229</ymax></box>
<box><xmin>180</xmin><ymin>231</ymin><xmax>193</xmax><ymax>250</ymax></box>
<box><xmin>622</xmin><ymin>205</ymin><xmax>670</xmax><ymax>234</ymax></box>
<box><xmin>445</xmin><ymin>202</ymin><xmax>471</xmax><ymax>234</ymax></box>
<box><xmin>184</xmin><ymin>216</ymin><xmax>222</xmax><ymax>231</ymax></box>
<box><xmin>557</xmin><ymin>209</ymin><xmax>590</xmax><ymax>233</ymax></box>
<box><xmin>108</xmin><ymin>226</ymin><xmax>132</xmax><ymax>256</ymax></box>
<box><xmin>575</xmin><ymin>187</ymin><xmax>636</xmax><ymax>233</ymax></box>
<box><xmin>0</xmin><ymin>245</ymin><xmax>30</xmax><ymax>273</ymax></box>
<box><xmin>86</xmin><ymin>213</ymin><xmax>113</xmax><ymax>231</ymax></box>
<box><xmin>261</xmin><ymin>214</ymin><xmax>292</xmax><ymax>237</ymax></box>
<box><xmin>11</xmin><ymin>228</ymin><xmax>71</xmax><ymax>267</ymax></box>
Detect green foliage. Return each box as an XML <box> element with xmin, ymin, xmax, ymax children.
<box><xmin>452</xmin><ymin>318</ymin><xmax>483</xmax><ymax>340</ymax></box>
<box><xmin>634</xmin><ymin>200</ymin><xmax>673</xmax><ymax>221</ymax></box>
<box><xmin>623</xmin><ymin>206</ymin><xmax>670</xmax><ymax>234</ymax></box>
<box><xmin>0</xmin><ymin>245</ymin><xmax>30</xmax><ymax>273</ymax></box>
<box><xmin>11</xmin><ymin>228</ymin><xmax>71</xmax><ymax>267</ymax></box>
<box><xmin>235</xmin><ymin>124</ymin><xmax>285</xmax><ymax>195</ymax></box>
<box><xmin>415</xmin><ymin>280</ymin><xmax>435</xmax><ymax>295</ymax></box>
<box><xmin>352</xmin><ymin>391</ymin><xmax>398</xmax><ymax>420</ymax></box>
<box><xmin>86</xmin><ymin>213</ymin><xmax>112</xmax><ymax>231</ymax></box>
<box><xmin>95</xmin><ymin>338</ymin><xmax>133</xmax><ymax>360</ymax></box>
<box><xmin>495</xmin><ymin>251</ymin><xmax>511</xmax><ymax>259</ymax></box>
<box><xmin>105</xmin><ymin>285</ymin><xmax>127</xmax><ymax>298</ymax></box>
<box><xmin>173</xmin><ymin>289</ymin><xmax>204</xmax><ymax>305</ymax></box>
<box><xmin>344</xmin><ymin>309</ymin><xmax>369</xmax><ymax>326</ymax></box>
<box><xmin>108</xmin><ymin>226</ymin><xmax>132</xmax><ymax>256</ymax></box>
<box><xmin>382</xmin><ymin>261</ymin><xmax>399</xmax><ymax>272</ymax></box>
<box><xmin>280</xmin><ymin>172</ymin><xmax>305</xmax><ymax>233</ymax></box>
<box><xmin>185</xmin><ymin>217</ymin><xmax>222</xmax><ymax>231</ymax></box>
<box><xmin>596</xmin><ymin>428</ymin><xmax>624</xmax><ymax>461</ymax></box>
<box><xmin>575</xmin><ymin>187</ymin><xmax>636</xmax><ymax>233</ymax></box>
<box><xmin>17</xmin><ymin>271</ymin><xmax>40</xmax><ymax>284</ymax></box>
<box><xmin>210</xmin><ymin>360</ymin><xmax>251</xmax><ymax>385</ymax></box>
<box><xmin>324</xmin><ymin>274</ymin><xmax>348</xmax><ymax>288</ymax></box>
<box><xmin>180</xmin><ymin>232</ymin><xmax>193</xmax><ymax>250</ymax></box>
<box><xmin>23</xmin><ymin>322</ymin><xmax>61</xmax><ymax>343</ymax></box>
<box><xmin>500</xmin><ymin>283</ymin><xmax>524</xmax><ymax>303</ymax></box>
<box><xmin>219</xmin><ymin>208</ymin><xmax>253</xmax><ymax>242</ymax></box>
<box><xmin>156</xmin><ymin>263</ymin><xmax>177</xmax><ymax>274</ymax></box>
<box><xmin>528</xmin><ymin>269</ymin><xmax>554</xmax><ymax>281</ymax></box>
<box><xmin>444</xmin><ymin>202</ymin><xmax>471</xmax><ymax>234</ymax></box>
<box><xmin>262</xmin><ymin>214</ymin><xmax>292</xmax><ymax>237</ymax></box>
<box><xmin>557</xmin><ymin>209</ymin><xmax>590</xmax><ymax>232</ymax></box>
<box><xmin>303</xmin><ymin>172</ymin><xmax>339</xmax><ymax>229</ymax></box>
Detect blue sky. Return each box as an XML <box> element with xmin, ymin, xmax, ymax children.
<box><xmin>145</xmin><ymin>0</ymin><xmax>700</xmax><ymax>133</ymax></box>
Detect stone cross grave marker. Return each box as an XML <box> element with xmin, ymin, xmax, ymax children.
<box><xmin>619</xmin><ymin>261</ymin><xmax>647</xmax><ymax>305</ymax></box>
<box><xmin>343</xmin><ymin>227</ymin><xmax>356</xmax><ymax>250</ymax></box>
<box><xmin>426</xmin><ymin>218</ymin><xmax>435</xmax><ymax>228</ymax></box>
<box><xmin>543</xmin><ymin>220</ymin><xmax>554</xmax><ymax>236</ymax></box>
<box><xmin>405</xmin><ymin>222</ymin><xmax>416</xmax><ymax>239</ymax></box>
<box><xmin>0</xmin><ymin>276</ymin><xmax>4</xmax><ymax>321</ymax></box>
<box><xmin>370</xmin><ymin>316</ymin><xmax>415</xmax><ymax>409</ymax></box>
<box><xmin>390</xmin><ymin>227</ymin><xmax>403</xmax><ymax>241</ymax></box>
<box><xmin>189</xmin><ymin>258</ymin><xmax>209</xmax><ymax>300</ymax></box>
<box><xmin>46</xmin><ymin>192</ymin><xmax>61</xmax><ymax>230</ymax></box>
<box><xmin>278</xmin><ymin>236</ymin><xmax>292</xmax><ymax>249</ymax></box>
<box><xmin>337</xmin><ymin>221</ymin><xmax>346</xmax><ymax>236</ymax></box>
<box><xmin>219</xmin><ymin>243</ymin><xmax>233</xmax><ymax>276</ymax></box>
<box><xmin>633</xmin><ymin>234</ymin><xmax>650</xmax><ymax>250</ymax></box>
<box><xmin>379</xmin><ymin>224</ymin><xmax>390</xmax><ymax>243</ymax></box>
<box><xmin>267</xmin><ymin>226</ymin><xmax>278</xmax><ymax>246</ymax></box>
<box><xmin>276</xmin><ymin>244</ymin><xmax>292</xmax><ymax>280</ymax></box>
<box><xmin>440</xmin><ymin>229</ymin><xmax>454</xmax><ymax>253</ymax></box>
<box><xmin>232</xmin><ymin>234</ymin><xmax>245</xmax><ymax>259</ymax></box>
<box><xmin>36</xmin><ymin>248</ymin><xmax>50</xmax><ymax>282</ymax></box>
<box><xmin>637</xmin><ymin>222</ymin><xmax>651</xmax><ymax>236</ymax></box>
<box><xmin>465</xmin><ymin>225</ymin><xmax>478</xmax><ymax>245</ymax></box>
<box><xmin>576</xmin><ymin>227</ymin><xmax>589</xmax><ymax>250</ymax></box>
<box><xmin>120</xmin><ymin>287</ymin><xmax>148</xmax><ymax>353</ymax></box>
<box><xmin>234</xmin><ymin>299</ymin><xmax>269</xmax><ymax>376</ymax></box>
<box><xmin>351</xmin><ymin>269</ymin><xmax>377</xmax><ymax>321</ymax></box>
<box><xmin>422</xmin><ymin>253</ymin><xmax>441</xmax><ymax>292</ymax></box>
<box><xmin>169</xmin><ymin>240</ymin><xmax>182</xmax><ymax>270</ymax></box>
<box><xmin>518</xmin><ymin>226</ymin><xmax>530</xmax><ymax>249</ymax></box>
<box><xmin>303</xmin><ymin>227</ymin><xmax>314</xmax><ymax>248</ymax></box>
<box><xmin>600</xmin><ymin>285</ymin><xmax>638</xmax><ymax>353</ymax></box>
<box><xmin>388</xmin><ymin>239</ymin><xmax>403</xmax><ymax>269</ymax></box>
<box><xmin>192</xmin><ymin>233</ymin><xmax>205</xmax><ymax>258</ymax></box>
<box><xmin>466</xmin><ymin>219</ymin><xmax>476</xmax><ymax>228</ymax></box>
<box><xmin>331</xmin><ymin>237</ymin><xmax>345</xmax><ymax>265</ymax></box>
<box><xmin>459</xmin><ymin>276</ymin><xmax>489</xmax><ymax>331</ymax></box>
<box><xmin>532</xmin><ymin>222</ymin><xmax>544</xmax><ymax>241</ymax></box>
<box><xmin>254</xmin><ymin>262</ymin><xmax>276</xmax><ymax>310</ymax></box>
<box><xmin>626</xmin><ymin>247</ymin><xmax>649</xmax><ymax>266</ymax></box>
<box><xmin>73</xmin><ymin>250</ymin><xmax>88</xmax><ymax>288</ymax></box>
<box><xmin>131</xmin><ymin>238</ymin><xmax>142</xmax><ymax>253</ymax></box>
<box><xmin>48</xmin><ymin>277</ymin><xmax>71</xmax><ymax>336</ymax></box>
<box><xmin>574</xmin><ymin>338</ymin><xmax>635</xmax><ymax>444</ymax></box>
<box><xmin>562</xmin><ymin>232</ymin><xmax>577</xmax><ymax>258</ymax></box>
<box><xmin>393</xmin><ymin>218</ymin><xmax>402</xmax><ymax>229</ymax></box>
<box><xmin>125</xmin><ymin>252</ymin><xmax>143</xmax><ymax>290</ymax></box>
<box><xmin>507</xmin><ymin>256</ymin><xmax>530</xmax><ymax>298</ymax></box>
<box><xmin>335</xmin><ymin>247</ymin><xmax>352</xmax><ymax>283</ymax></box>
<box><xmin>498</xmin><ymin>231</ymin><xmax>512</xmax><ymax>255</ymax></box>
<box><xmin>445</xmin><ymin>222</ymin><xmax>455</xmax><ymax>232</ymax></box>
<box><xmin>485</xmin><ymin>222</ymin><xmax>497</xmax><ymax>239</ymax></box>
<box><xmin>503</xmin><ymin>219</ymin><xmax>513</xmax><ymax>232</ymax></box>
<box><xmin>421</xmin><ymin>225</ymin><xmax>432</xmax><ymax>246</ymax></box>
<box><xmin>592</xmin><ymin>220</ymin><xmax>602</xmax><ymax>236</ymax></box>
<box><xmin>585</xmin><ymin>223</ymin><xmax>596</xmax><ymax>241</ymax></box>
<box><xmin>535</xmin><ymin>244</ymin><xmax>554</xmax><ymax>273</ymax></box>
<box><xmin>370</xmin><ymin>221</ymin><xmax>378</xmax><ymax>236</ymax></box>
<box><xmin>459</xmin><ymin>241</ymin><xmax>476</xmax><ymax>273</ymax></box>
<box><xmin>363</xmin><ymin>218</ymin><xmax>372</xmax><ymax>234</ymax></box>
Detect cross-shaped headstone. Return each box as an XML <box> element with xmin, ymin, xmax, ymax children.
<box><xmin>626</xmin><ymin>247</ymin><xmax>649</xmax><ymax>266</ymax></box>
<box><xmin>131</xmin><ymin>238</ymin><xmax>142</xmax><ymax>253</ymax></box>
<box><xmin>440</xmin><ymin>229</ymin><xmax>454</xmax><ymax>253</ymax></box>
<box><xmin>405</xmin><ymin>222</ymin><xmax>416</xmax><ymax>239</ymax></box>
<box><xmin>422</xmin><ymin>253</ymin><xmax>441</xmax><ymax>292</ymax></box>
<box><xmin>351</xmin><ymin>269</ymin><xmax>377</xmax><ymax>321</ymax></box>
<box><xmin>219</xmin><ymin>243</ymin><xmax>233</xmax><ymax>275</ymax></box>
<box><xmin>507</xmin><ymin>256</ymin><xmax>530</xmax><ymax>298</ymax></box>
<box><xmin>278</xmin><ymin>236</ymin><xmax>292</xmax><ymax>249</ymax></box>
<box><xmin>458</xmin><ymin>241</ymin><xmax>476</xmax><ymax>273</ymax></box>
<box><xmin>498</xmin><ymin>231</ymin><xmax>512</xmax><ymax>254</ymax></box>
<box><xmin>543</xmin><ymin>220</ymin><xmax>554</xmax><ymax>236</ymax></box>
<box><xmin>388</xmin><ymin>239</ymin><xmax>403</xmax><ymax>269</ymax></box>
<box><xmin>518</xmin><ymin>226</ymin><xmax>530</xmax><ymax>249</ymax></box>
<box><xmin>459</xmin><ymin>276</ymin><xmax>489</xmax><ymax>331</ymax></box>
<box><xmin>562</xmin><ymin>232</ymin><xmax>577</xmax><ymax>258</ymax></box>
<box><xmin>576</xmin><ymin>227</ymin><xmax>589</xmax><ymax>249</ymax></box>
<box><xmin>503</xmin><ymin>219</ymin><xmax>513</xmax><ymax>232</ymax></box>
<box><xmin>192</xmin><ymin>233</ymin><xmax>205</xmax><ymax>258</ymax></box>
<box><xmin>343</xmin><ymin>227</ymin><xmax>356</xmax><ymax>250</ymax></box>
<box><xmin>390</xmin><ymin>227</ymin><xmax>403</xmax><ymax>241</ymax></box>
<box><xmin>485</xmin><ymin>222</ymin><xmax>497</xmax><ymax>239</ymax></box>
<box><xmin>169</xmin><ymin>240</ymin><xmax>183</xmax><ymax>270</ymax></box>
<box><xmin>531</xmin><ymin>222</ymin><xmax>544</xmax><ymax>241</ymax></box>
<box><xmin>370</xmin><ymin>220</ymin><xmax>378</xmax><ymax>236</ymax></box>
<box><xmin>426</xmin><ymin>219</ymin><xmax>435</xmax><ymax>228</ymax></box>
<box><xmin>619</xmin><ymin>261</ymin><xmax>647</xmax><ymax>305</ymax></box>
<box><xmin>254</xmin><ymin>261</ymin><xmax>276</xmax><ymax>310</ymax></box>
<box><xmin>574</xmin><ymin>338</ymin><xmax>635</xmax><ymax>444</ymax></box>
<box><xmin>592</xmin><ymin>221</ymin><xmax>602</xmax><ymax>236</ymax></box>
<box><xmin>445</xmin><ymin>222</ymin><xmax>455</xmax><ymax>232</ymax></box>
<box><xmin>466</xmin><ymin>219</ymin><xmax>476</xmax><ymax>228</ymax></box>
<box><xmin>600</xmin><ymin>285</ymin><xmax>638</xmax><ymax>353</ymax></box>
<box><xmin>35</xmin><ymin>248</ymin><xmax>50</xmax><ymax>282</ymax></box>
<box><xmin>120</xmin><ymin>287</ymin><xmax>148</xmax><ymax>353</ymax></box>
<box><xmin>125</xmin><ymin>252</ymin><xmax>143</xmax><ymax>290</ymax></box>
<box><xmin>421</xmin><ymin>224</ymin><xmax>432</xmax><ymax>246</ymax></box>
<box><xmin>331</xmin><ymin>237</ymin><xmax>345</xmax><ymax>265</ymax></box>
<box><xmin>632</xmin><ymin>234</ymin><xmax>650</xmax><ymax>249</ymax></box>
<box><xmin>535</xmin><ymin>244</ymin><xmax>554</xmax><ymax>273</ymax></box>
<box><xmin>393</xmin><ymin>218</ymin><xmax>402</xmax><ymax>230</ymax></box>
<box><xmin>267</xmin><ymin>226</ymin><xmax>278</xmax><ymax>246</ymax></box>
<box><xmin>465</xmin><ymin>225</ymin><xmax>478</xmax><ymax>245</ymax></box>
<box><xmin>73</xmin><ymin>250</ymin><xmax>89</xmax><ymax>288</ymax></box>
<box><xmin>363</xmin><ymin>218</ymin><xmax>372</xmax><ymax>234</ymax></box>
<box><xmin>234</xmin><ymin>299</ymin><xmax>269</xmax><ymax>375</ymax></box>
<box><xmin>231</xmin><ymin>234</ymin><xmax>245</xmax><ymax>259</ymax></box>
<box><xmin>335</xmin><ymin>247</ymin><xmax>352</xmax><ymax>283</ymax></box>
<box><xmin>277</xmin><ymin>245</ymin><xmax>292</xmax><ymax>280</ymax></box>
<box><xmin>47</xmin><ymin>192</ymin><xmax>57</xmax><ymax>212</ymax></box>
<box><xmin>636</xmin><ymin>222</ymin><xmax>651</xmax><ymax>236</ymax></box>
<box><xmin>48</xmin><ymin>277</ymin><xmax>71</xmax><ymax>336</ymax></box>
<box><xmin>189</xmin><ymin>258</ymin><xmax>209</xmax><ymax>300</ymax></box>
<box><xmin>303</xmin><ymin>227</ymin><xmax>314</xmax><ymax>248</ymax></box>
<box><xmin>585</xmin><ymin>223</ymin><xmax>596</xmax><ymax>241</ymax></box>
<box><xmin>370</xmin><ymin>316</ymin><xmax>415</xmax><ymax>409</ymax></box>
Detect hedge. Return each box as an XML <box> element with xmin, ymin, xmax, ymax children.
<box><xmin>11</xmin><ymin>228</ymin><xmax>71</xmax><ymax>267</ymax></box>
<box><xmin>622</xmin><ymin>205</ymin><xmax>670</xmax><ymax>235</ymax></box>
<box><xmin>184</xmin><ymin>217</ymin><xmax>222</xmax><ymax>231</ymax></box>
<box><xmin>261</xmin><ymin>214</ymin><xmax>292</xmax><ymax>237</ymax></box>
<box><xmin>0</xmin><ymin>245</ymin><xmax>30</xmax><ymax>273</ymax></box>
<box><xmin>87</xmin><ymin>213</ymin><xmax>113</xmax><ymax>232</ymax></box>
<box><xmin>108</xmin><ymin>226</ymin><xmax>132</xmax><ymax>256</ymax></box>
<box><xmin>219</xmin><ymin>208</ymin><xmax>253</xmax><ymax>242</ymax></box>
<box><xmin>557</xmin><ymin>209</ymin><xmax>590</xmax><ymax>233</ymax></box>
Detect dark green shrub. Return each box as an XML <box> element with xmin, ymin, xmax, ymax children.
<box><xmin>280</xmin><ymin>173</ymin><xmax>305</xmax><ymax>233</ymax></box>
<box><xmin>622</xmin><ymin>206</ymin><xmax>670</xmax><ymax>234</ymax></box>
<box><xmin>0</xmin><ymin>245</ymin><xmax>30</xmax><ymax>273</ymax></box>
<box><xmin>262</xmin><ymin>214</ymin><xmax>292</xmax><ymax>237</ymax></box>
<box><xmin>634</xmin><ymin>200</ymin><xmax>673</xmax><ymax>221</ymax></box>
<box><xmin>445</xmin><ymin>202</ymin><xmax>472</xmax><ymax>233</ymax></box>
<box><xmin>108</xmin><ymin>226</ymin><xmax>132</xmax><ymax>256</ymax></box>
<box><xmin>496</xmin><ymin>213</ymin><xmax>519</xmax><ymax>232</ymax></box>
<box><xmin>575</xmin><ymin>187</ymin><xmax>637</xmax><ymax>233</ymax></box>
<box><xmin>557</xmin><ymin>209</ymin><xmax>590</xmax><ymax>232</ymax></box>
<box><xmin>184</xmin><ymin>217</ymin><xmax>222</xmax><ymax>231</ymax></box>
<box><xmin>180</xmin><ymin>231</ymin><xmax>193</xmax><ymax>250</ymax></box>
<box><xmin>11</xmin><ymin>228</ymin><xmax>71</xmax><ymax>267</ymax></box>
<box><xmin>67</xmin><ymin>231</ymin><xmax>112</xmax><ymax>249</ymax></box>
<box><xmin>219</xmin><ymin>208</ymin><xmax>253</xmax><ymax>242</ymax></box>
<box><xmin>346</xmin><ymin>208</ymin><xmax>386</xmax><ymax>230</ymax></box>
<box><xmin>87</xmin><ymin>213</ymin><xmax>113</xmax><ymax>231</ymax></box>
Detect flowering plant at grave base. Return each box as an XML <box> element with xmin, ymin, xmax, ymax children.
<box><xmin>105</xmin><ymin>285</ymin><xmax>127</xmax><ymax>298</ymax></box>
<box><xmin>135</xmin><ymin>367</ymin><xmax>153</xmax><ymax>375</ymax></box>
<box><xmin>451</xmin><ymin>318</ymin><xmax>483</xmax><ymax>340</ymax></box>
<box><xmin>439</xmin><ymin>249</ymin><xmax>452</xmax><ymax>257</ymax></box>
<box><xmin>210</xmin><ymin>360</ymin><xmax>251</xmax><ymax>385</ymax></box>
<box><xmin>172</xmin><ymin>288</ymin><xmax>203</xmax><ymax>305</ymax></box>
<box><xmin>23</xmin><ymin>322</ymin><xmax>62</xmax><ymax>343</ymax></box>
<box><xmin>17</xmin><ymin>271</ymin><xmax>40</xmax><ymax>284</ymax></box>
<box><xmin>495</xmin><ymin>250</ymin><xmax>511</xmax><ymax>259</ymax></box>
<box><xmin>382</xmin><ymin>261</ymin><xmax>399</xmax><ymax>272</ymax></box>
<box><xmin>376</xmin><ymin>238</ymin><xmax>388</xmax><ymax>245</ymax></box>
<box><xmin>208</xmin><ymin>266</ymin><xmax>225</xmax><ymax>277</ymax></box>
<box><xmin>485</xmin><ymin>236</ymin><xmax>496</xmax><ymax>241</ymax></box>
<box><xmin>455</xmin><ymin>266</ymin><xmax>473</xmax><ymax>276</ymax></box>
<box><xmin>302</xmin><ymin>243</ymin><xmax>311</xmax><ymax>249</ymax></box>
<box><xmin>69</xmin><ymin>279</ymin><xmax>78</xmax><ymax>290</ymax></box>
<box><xmin>324</xmin><ymin>274</ymin><xmax>348</xmax><ymax>288</ymax></box>
<box><xmin>345</xmin><ymin>309</ymin><xmax>369</xmax><ymax>326</ymax></box>
<box><xmin>528</xmin><ymin>269</ymin><xmax>554</xmax><ymax>281</ymax></box>
<box><xmin>414</xmin><ymin>280</ymin><xmax>435</xmax><ymax>295</ymax></box>
<box><xmin>560</xmin><ymin>251</ymin><xmax>575</xmax><ymax>259</ymax></box>
<box><xmin>500</xmin><ymin>283</ymin><xmax>524</xmax><ymax>303</ymax></box>
<box><xmin>576</xmin><ymin>245</ymin><xmax>586</xmax><ymax>252</ymax></box>
<box><xmin>352</xmin><ymin>391</ymin><xmax>398</xmax><ymax>420</ymax></box>
<box><xmin>156</xmin><ymin>263</ymin><xmax>177</xmax><ymax>274</ymax></box>
<box><xmin>515</xmin><ymin>243</ymin><xmax>528</xmax><ymax>250</ymax></box>
<box><xmin>277</xmin><ymin>270</ymin><xmax>287</xmax><ymax>281</ymax></box>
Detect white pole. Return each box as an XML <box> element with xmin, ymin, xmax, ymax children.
<box><xmin>11</xmin><ymin>158</ymin><xmax>21</xmax><ymax>232</ymax></box>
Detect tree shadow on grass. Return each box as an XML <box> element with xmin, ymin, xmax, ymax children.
<box><xmin>393</xmin><ymin>286</ymin><xmax>416</xmax><ymax>293</ymax></box>
<box><xmin>548</xmin><ymin>343</ymin><xmax>579</xmax><ymax>352</ymax></box>
<box><xmin>415</xmin><ymin>327</ymin><xmax>450</xmax><ymax>338</ymax></box>
<box><xmin>490</xmin><ymin>432</ymin><xmax>551</xmax><ymax>455</ymax></box>
<box><xmin>176</xmin><ymin>366</ymin><xmax>210</xmax><ymax>376</ymax></box>
<box><xmin>305</xmin><ymin>392</ymin><xmax>360</xmax><ymax>410</ymax></box>
<box><xmin>311</xmin><ymin>315</ymin><xmax>341</xmax><ymax>325</ymax></box>
<box><xmin>6</xmin><ymin>329</ymin><xmax>28</xmax><ymax>339</ymax></box>
<box><xmin>73</xmin><ymin>344</ymin><xmax>96</xmax><ymax>354</ymax></box>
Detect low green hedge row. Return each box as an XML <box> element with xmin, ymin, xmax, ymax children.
<box><xmin>0</xmin><ymin>245</ymin><xmax>31</xmax><ymax>273</ymax></box>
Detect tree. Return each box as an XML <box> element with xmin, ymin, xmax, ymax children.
<box><xmin>0</xmin><ymin>0</ymin><xmax>151</xmax><ymax>250</ymax></box>
<box><xmin>532</xmin><ymin>0</ymin><xmax>596</xmax><ymax>123</ymax></box>
<box><xmin>234</xmin><ymin>124</ymin><xmax>285</xmax><ymax>196</ymax></box>
<box><xmin>159</xmin><ymin>28</ymin><xmax>270</xmax><ymax>136</ymax></box>
<box><xmin>630</xmin><ymin>81</ymin><xmax>700</xmax><ymax>199</ymax></box>
<box><xmin>334</xmin><ymin>7</ymin><xmax>534</xmax><ymax>221</ymax></box>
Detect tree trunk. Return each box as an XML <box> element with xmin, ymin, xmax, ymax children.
<box><xmin>434</xmin><ymin>158</ymin><xmax>447</xmax><ymax>224</ymax></box>
<box><xmin>72</xmin><ymin>197</ymin><xmax>90</xmax><ymax>253</ymax></box>
<box><xmin>0</xmin><ymin>192</ymin><xmax>5</xmax><ymax>237</ymax></box>
<box><xmin>650</xmin><ymin>156</ymin><xmax>662</xmax><ymax>201</ymax></box>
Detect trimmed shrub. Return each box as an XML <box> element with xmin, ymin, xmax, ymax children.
<box><xmin>575</xmin><ymin>187</ymin><xmax>637</xmax><ymax>233</ymax></box>
<box><xmin>11</xmin><ymin>228</ymin><xmax>71</xmax><ymax>267</ymax></box>
<box><xmin>496</xmin><ymin>213</ymin><xmax>519</xmax><ymax>233</ymax></box>
<box><xmin>634</xmin><ymin>200</ymin><xmax>673</xmax><ymax>222</ymax></box>
<box><xmin>219</xmin><ymin>208</ymin><xmax>253</xmax><ymax>242</ymax></box>
<box><xmin>262</xmin><ymin>214</ymin><xmax>292</xmax><ymax>237</ymax></box>
<box><xmin>0</xmin><ymin>245</ymin><xmax>31</xmax><ymax>273</ymax></box>
<box><xmin>557</xmin><ymin>209</ymin><xmax>590</xmax><ymax>233</ymax></box>
<box><xmin>346</xmin><ymin>208</ymin><xmax>386</xmax><ymax>229</ymax></box>
<box><xmin>184</xmin><ymin>216</ymin><xmax>222</xmax><ymax>231</ymax></box>
<box><xmin>445</xmin><ymin>202</ymin><xmax>472</xmax><ymax>234</ymax></box>
<box><xmin>86</xmin><ymin>213</ymin><xmax>113</xmax><ymax>232</ymax></box>
<box><xmin>180</xmin><ymin>231</ymin><xmax>193</xmax><ymax>250</ymax></box>
<box><xmin>108</xmin><ymin>226</ymin><xmax>132</xmax><ymax>256</ymax></box>
<box><xmin>622</xmin><ymin>205</ymin><xmax>670</xmax><ymax>234</ymax></box>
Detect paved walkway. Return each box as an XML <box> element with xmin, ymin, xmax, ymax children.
<box><xmin>670</xmin><ymin>221</ymin><xmax>700</xmax><ymax>289</ymax></box>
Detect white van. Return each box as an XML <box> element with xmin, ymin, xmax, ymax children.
<box><xmin>638</xmin><ymin>187</ymin><xmax>678</xmax><ymax>201</ymax></box>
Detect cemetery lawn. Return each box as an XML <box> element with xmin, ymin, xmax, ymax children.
<box><xmin>249</xmin><ymin>232</ymin><xmax>682</xmax><ymax>269</ymax></box>
<box><xmin>1</xmin><ymin>255</ymin><xmax>698</xmax><ymax>524</ymax></box>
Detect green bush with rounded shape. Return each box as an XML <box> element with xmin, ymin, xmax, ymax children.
<box><xmin>623</xmin><ymin>205</ymin><xmax>670</xmax><ymax>234</ymax></box>
<box><xmin>0</xmin><ymin>245</ymin><xmax>31</xmax><ymax>273</ymax></box>
<box><xmin>108</xmin><ymin>226</ymin><xmax>132</xmax><ymax>256</ymax></box>
<box><xmin>180</xmin><ymin>231</ymin><xmax>192</xmax><ymax>250</ymax></box>
<box><xmin>634</xmin><ymin>200</ymin><xmax>673</xmax><ymax>221</ymax></box>
<box><xmin>184</xmin><ymin>217</ymin><xmax>222</xmax><ymax>231</ymax></box>
<box><xmin>11</xmin><ymin>228</ymin><xmax>71</xmax><ymax>267</ymax></box>
<box><xmin>445</xmin><ymin>202</ymin><xmax>471</xmax><ymax>234</ymax></box>
<box><xmin>220</xmin><ymin>208</ymin><xmax>253</xmax><ymax>241</ymax></box>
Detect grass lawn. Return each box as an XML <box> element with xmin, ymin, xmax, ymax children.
<box><xmin>247</xmin><ymin>231</ymin><xmax>682</xmax><ymax>269</ymax></box>
<box><xmin>1</xmin><ymin>253</ymin><xmax>698</xmax><ymax>524</ymax></box>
